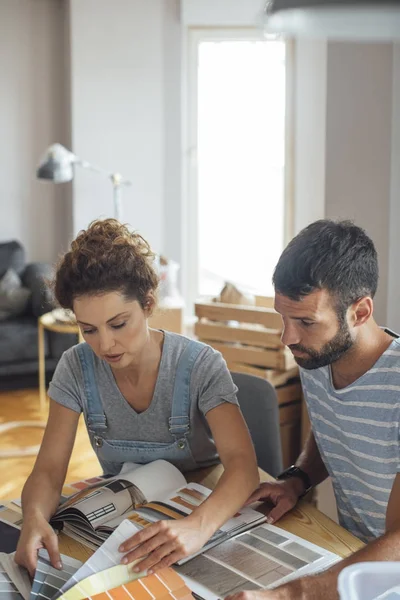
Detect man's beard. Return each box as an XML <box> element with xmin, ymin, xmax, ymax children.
<box><xmin>289</xmin><ymin>318</ymin><xmax>354</xmax><ymax>370</ymax></box>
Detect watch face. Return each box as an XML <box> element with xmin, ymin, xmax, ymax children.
<box><xmin>287</xmin><ymin>466</ymin><xmax>298</xmax><ymax>476</ymax></box>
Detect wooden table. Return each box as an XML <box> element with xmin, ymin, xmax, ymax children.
<box><xmin>57</xmin><ymin>466</ymin><xmax>365</xmax><ymax>563</ymax></box>
<box><xmin>38</xmin><ymin>312</ymin><xmax>83</xmax><ymax>411</ymax></box>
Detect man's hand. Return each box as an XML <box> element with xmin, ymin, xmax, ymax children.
<box><xmin>226</xmin><ymin>579</ymin><xmax>302</xmax><ymax>600</ymax></box>
<box><xmin>246</xmin><ymin>479</ymin><xmax>304</xmax><ymax>524</ymax></box>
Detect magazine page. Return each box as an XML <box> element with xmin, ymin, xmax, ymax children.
<box><xmin>176</xmin><ymin>523</ymin><xmax>341</xmax><ymax>600</ymax></box>
<box><xmin>52</xmin><ymin>460</ymin><xmax>187</xmax><ymax>533</ymax></box>
<box><xmin>98</xmin><ymin>482</ymin><xmax>266</xmax><ymax>562</ymax></box>
<box><xmin>125</xmin><ymin>482</ymin><xmax>265</xmax><ymax>532</ymax></box>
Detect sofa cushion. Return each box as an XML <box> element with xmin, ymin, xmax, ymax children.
<box><xmin>22</xmin><ymin>263</ymin><xmax>54</xmax><ymax>317</ymax></box>
<box><xmin>0</xmin><ymin>268</ymin><xmax>32</xmax><ymax>320</ymax></box>
<box><xmin>0</xmin><ymin>316</ymin><xmax>47</xmax><ymax>363</ymax></box>
<box><xmin>0</xmin><ymin>241</ymin><xmax>25</xmax><ymax>278</ymax></box>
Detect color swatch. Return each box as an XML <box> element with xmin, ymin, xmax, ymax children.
<box><xmin>57</xmin><ymin>565</ymin><xmax>142</xmax><ymax>600</ymax></box>
<box><xmin>55</xmin><ymin>521</ymin><xmax>142</xmax><ymax>599</ymax></box>
<box><xmin>29</xmin><ymin>550</ymin><xmax>82</xmax><ymax>600</ymax></box>
<box><xmin>89</xmin><ymin>568</ymin><xmax>193</xmax><ymax>600</ymax></box>
<box><xmin>0</xmin><ymin>562</ymin><xmax>23</xmax><ymax>600</ymax></box>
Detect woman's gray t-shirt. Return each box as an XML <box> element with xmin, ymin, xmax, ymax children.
<box><xmin>48</xmin><ymin>331</ymin><xmax>239</xmax><ymax>468</ymax></box>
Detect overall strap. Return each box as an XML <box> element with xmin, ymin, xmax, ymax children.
<box><xmin>76</xmin><ymin>343</ymin><xmax>107</xmax><ymax>432</ymax></box>
<box><xmin>169</xmin><ymin>340</ymin><xmax>205</xmax><ymax>439</ymax></box>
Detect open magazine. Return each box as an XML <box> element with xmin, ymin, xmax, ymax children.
<box><xmin>50</xmin><ymin>460</ymin><xmax>266</xmax><ymax>565</ymax></box>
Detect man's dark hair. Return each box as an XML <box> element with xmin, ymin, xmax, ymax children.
<box><xmin>273</xmin><ymin>219</ymin><xmax>378</xmax><ymax>311</ymax></box>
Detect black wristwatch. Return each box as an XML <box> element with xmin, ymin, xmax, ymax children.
<box><xmin>276</xmin><ymin>465</ymin><xmax>312</xmax><ymax>498</ymax></box>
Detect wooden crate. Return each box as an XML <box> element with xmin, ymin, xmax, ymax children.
<box><xmin>227</xmin><ymin>363</ymin><xmax>299</xmax><ymax>387</ymax></box>
<box><xmin>149</xmin><ymin>306</ymin><xmax>183</xmax><ymax>334</ymax></box>
<box><xmin>276</xmin><ymin>382</ymin><xmax>303</xmax><ymax>469</ymax></box>
<box><xmin>195</xmin><ymin>296</ymin><xmax>296</xmax><ymax>373</ymax></box>
<box><xmin>195</xmin><ymin>296</ymin><xmax>303</xmax><ymax>469</ymax></box>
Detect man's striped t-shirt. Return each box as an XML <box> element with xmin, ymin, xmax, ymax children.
<box><xmin>301</xmin><ymin>336</ymin><xmax>400</xmax><ymax>543</ymax></box>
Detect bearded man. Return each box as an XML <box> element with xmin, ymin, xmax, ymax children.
<box><xmin>229</xmin><ymin>220</ymin><xmax>400</xmax><ymax>600</ymax></box>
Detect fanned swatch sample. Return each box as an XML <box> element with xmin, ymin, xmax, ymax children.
<box><xmin>0</xmin><ymin>561</ymin><xmax>23</xmax><ymax>600</ymax></box>
<box><xmin>57</xmin><ymin>564</ymin><xmax>142</xmax><ymax>600</ymax></box>
<box><xmin>54</xmin><ymin>520</ymin><xmax>142</xmax><ymax>599</ymax></box>
<box><xmin>0</xmin><ymin>554</ymin><xmax>30</xmax><ymax>600</ymax></box>
<box><xmin>89</xmin><ymin>568</ymin><xmax>194</xmax><ymax>600</ymax></box>
<box><xmin>29</xmin><ymin>550</ymin><xmax>82</xmax><ymax>600</ymax></box>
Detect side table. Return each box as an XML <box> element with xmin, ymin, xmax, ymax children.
<box><xmin>38</xmin><ymin>312</ymin><xmax>83</xmax><ymax>412</ymax></box>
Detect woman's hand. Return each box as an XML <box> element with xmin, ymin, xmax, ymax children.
<box><xmin>15</xmin><ymin>513</ymin><xmax>62</xmax><ymax>577</ymax></box>
<box><xmin>119</xmin><ymin>516</ymin><xmax>211</xmax><ymax>573</ymax></box>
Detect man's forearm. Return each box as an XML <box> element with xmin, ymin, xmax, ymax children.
<box><xmin>279</xmin><ymin>527</ymin><xmax>400</xmax><ymax>600</ymax></box>
<box><xmin>296</xmin><ymin>430</ymin><xmax>329</xmax><ymax>489</ymax></box>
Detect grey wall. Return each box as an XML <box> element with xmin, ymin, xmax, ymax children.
<box><xmin>325</xmin><ymin>42</ymin><xmax>394</xmax><ymax>325</ymax></box>
<box><xmin>0</xmin><ymin>0</ymin><xmax>70</xmax><ymax>262</ymax></box>
<box><xmin>388</xmin><ymin>44</ymin><xmax>400</xmax><ymax>333</ymax></box>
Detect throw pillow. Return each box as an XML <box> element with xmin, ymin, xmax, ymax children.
<box><xmin>0</xmin><ymin>268</ymin><xmax>32</xmax><ymax>320</ymax></box>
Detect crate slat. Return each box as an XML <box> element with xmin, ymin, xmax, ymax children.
<box><xmin>276</xmin><ymin>383</ymin><xmax>303</xmax><ymax>406</ymax></box>
<box><xmin>255</xmin><ymin>296</ymin><xmax>275</xmax><ymax>308</ymax></box>
<box><xmin>226</xmin><ymin>362</ymin><xmax>299</xmax><ymax>386</ymax></box>
<box><xmin>195</xmin><ymin>301</ymin><xmax>282</xmax><ymax>329</ymax></box>
<box><xmin>201</xmin><ymin>340</ymin><xmax>295</xmax><ymax>370</ymax></box>
<box><xmin>280</xmin><ymin>402</ymin><xmax>302</xmax><ymax>425</ymax></box>
<box><xmin>195</xmin><ymin>321</ymin><xmax>282</xmax><ymax>349</ymax></box>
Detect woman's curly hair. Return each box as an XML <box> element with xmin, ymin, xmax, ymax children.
<box><xmin>54</xmin><ymin>219</ymin><xmax>159</xmax><ymax>310</ymax></box>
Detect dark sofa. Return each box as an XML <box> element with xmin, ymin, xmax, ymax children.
<box><xmin>0</xmin><ymin>241</ymin><xmax>76</xmax><ymax>391</ymax></box>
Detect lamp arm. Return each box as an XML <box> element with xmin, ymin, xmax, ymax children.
<box><xmin>74</xmin><ymin>158</ymin><xmax>131</xmax><ymax>221</ymax></box>
<box><xmin>75</xmin><ymin>158</ymin><xmax>132</xmax><ymax>187</ymax></box>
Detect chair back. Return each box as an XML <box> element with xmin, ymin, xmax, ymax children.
<box><xmin>231</xmin><ymin>371</ymin><xmax>283</xmax><ymax>477</ymax></box>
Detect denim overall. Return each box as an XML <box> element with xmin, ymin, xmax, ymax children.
<box><xmin>76</xmin><ymin>340</ymin><xmax>205</xmax><ymax>476</ymax></box>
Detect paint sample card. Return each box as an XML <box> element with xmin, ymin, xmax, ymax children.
<box><xmin>177</xmin><ymin>523</ymin><xmax>341</xmax><ymax>599</ymax></box>
<box><xmin>0</xmin><ymin>554</ymin><xmax>30</xmax><ymax>600</ymax></box>
<box><xmin>0</xmin><ymin>563</ymin><xmax>23</xmax><ymax>600</ymax></box>
<box><xmin>54</xmin><ymin>520</ymin><xmax>141</xmax><ymax>599</ymax></box>
<box><xmin>29</xmin><ymin>551</ymin><xmax>82</xmax><ymax>600</ymax></box>
<box><xmin>57</xmin><ymin>564</ymin><xmax>142</xmax><ymax>600</ymax></box>
<box><xmin>89</xmin><ymin>569</ymin><xmax>193</xmax><ymax>600</ymax></box>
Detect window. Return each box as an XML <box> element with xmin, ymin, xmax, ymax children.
<box><xmin>185</xmin><ymin>29</ymin><xmax>292</xmax><ymax>305</ymax></box>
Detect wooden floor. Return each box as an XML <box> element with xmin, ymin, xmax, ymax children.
<box><xmin>0</xmin><ymin>388</ymin><xmax>99</xmax><ymax>500</ymax></box>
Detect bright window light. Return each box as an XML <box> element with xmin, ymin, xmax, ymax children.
<box><xmin>197</xmin><ymin>38</ymin><xmax>287</xmax><ymax>297</ymax></box>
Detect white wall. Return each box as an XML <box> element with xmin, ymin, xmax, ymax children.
<box><xmin>162</xmin><ymin>0</ymin><xmax>183</xmax><ymax>264</ymax></box>
<box><xmin>181</xmin><ymin>0</ymin><xmax>265</xmax><ymax>27</ymax></box>
<box><xmin>293</xmin><ymin>40</ymin><xmax>327</xmax><ymax>234</ymax></box>
<box><xmin>69</xmin><ymin>0</ymin><xmax>167</xmax><ymax>254</ymax></box>
<box><xmin>0</xmin><ymin>0</ymin><xmax>70</xmax><ymax>262</ymax></box>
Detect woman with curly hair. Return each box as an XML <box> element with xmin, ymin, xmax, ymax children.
<box><xmin>16</xmin><ymin>219</ymin><xmax>259</xmax><ymax>577</ymax></box>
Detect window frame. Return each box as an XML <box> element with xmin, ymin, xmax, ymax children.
<box><xmin>183</xmin><ymin>27</ymin><xmax>295</xmax><ymax>310</ymax></box>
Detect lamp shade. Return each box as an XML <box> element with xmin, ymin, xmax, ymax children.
<box><xmin>36</xmin><ymin>143</ymin><xmax>77</xmax><ymax>183</ymax></box>
<box><xmin>264</xmin><ymin>0</ymin><xmax>400</xmax><ymax>40</ymax></box>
